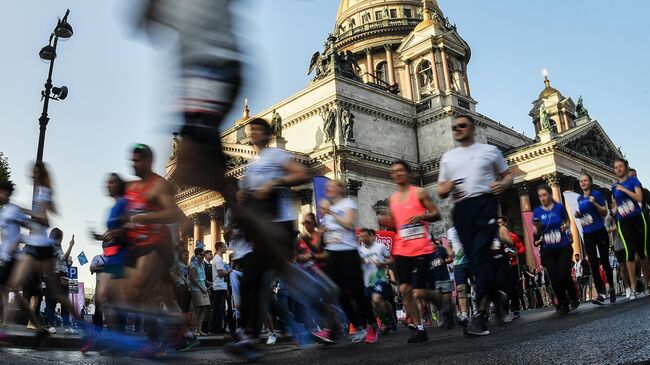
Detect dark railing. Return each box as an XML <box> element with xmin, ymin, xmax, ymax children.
<box><xmin>337</xmin><ymin>18</ymin><xmax>421</xmax><ymax>42</ymax></box>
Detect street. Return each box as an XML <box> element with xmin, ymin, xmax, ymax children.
<box><xmin>1</xmin><ymin>296</ymin><xmax>648</xmax><ymax>364</ymax></box>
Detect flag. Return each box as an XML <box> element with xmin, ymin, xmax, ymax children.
<box><xmin>313</xmin><ymin>176</ymin><xmax>330</xmax><ymax>223</ymax></box>
<box><xmin>77</xmin><ymin>251</ymin><xmax>88</xmax><ymax>266</ymax></box>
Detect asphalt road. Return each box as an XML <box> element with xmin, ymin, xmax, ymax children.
<box><xmin>1</xmin><ymin>296</ymin><xmax>649</xmax><ymax>364</ymax></box>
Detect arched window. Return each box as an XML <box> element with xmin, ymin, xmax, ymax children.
<box><xmin>376</xmin><ymin>61</ymin><xmax>389</xmax><ymax>85</ymax></box>
<box><xmin>417</xmin><ymin>60</ymin><xmax>433</xmax><ymax>88</ymax></box>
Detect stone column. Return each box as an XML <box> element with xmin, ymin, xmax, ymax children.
<box><xmin>384</xmin><ymin>44</ymin><xmax>395</xmax><ymax>85</ymax></box>
<box><xmin>405</xmin><ymin>60</ymin><xmax>414</xmax><ymax>100</ymax></box>
<box><xmin>517</xmin><ymin>183</ymin><xmax>537</xmax><ymax>269</ymax></box>
<box><xmin>430</xmin><ymin>51</ymin><xmax>440</xmax><ymax>92</ymax></box>
<box><xmin>461</xmin><ymin>61</ymin><xmax>471</xmax><ymax>97</ymax></box>
<box><xmin>543</xmin><ymin>173</ymin><xmax>562</xmax><ymax>203</ymax></box>
<box><xmin>439</xmin><ymin>46</ymin><xmax>451</xmax><ymax>92</ymax></box>
<box><xmin>207</xmin><ymin>207</ymin><xmax>222</xmax><ymax>251</ymax></box>
<box><xmin>365</xmin><ymin>48</ymin><xmax>374</xmax><ymax>83</ymax></box>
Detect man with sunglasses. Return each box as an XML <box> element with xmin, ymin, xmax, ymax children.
<box><xmin>437</xmin><ymin>114</ymin><xmax>513</xmax><ymax>337</ymax></box>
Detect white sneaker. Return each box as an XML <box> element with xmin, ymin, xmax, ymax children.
<box><xmin>625</xmin><ymin>288</ymin><xmax>632</xmax><ymax>299</ymax></box>
<box><xmin>630</xmin><ymin>291</ymin><xmax>637</xmax><ymax>301</ymax></box>
<box><xmin>351</xmin><ymin>328</ymin><xmax>367</xmax><ymax>343</ymax></box>
<box><xmin>47</xmin><ymin>327</ymin><xmax>56</xmax><ymax>334</ymax></box>
<box><xmin>64</xmin><ymin>327</ymin><xmax>78</xmax><ymax>335</ymax></box>
<box><xmin>266</xmin><ymin>333</ymin><xmax>277</xmax><ymax>345</ymax></box>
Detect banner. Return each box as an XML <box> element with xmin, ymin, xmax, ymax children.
<box><xmin>521</xmin><ymin>211</ymin><xmax>541</xmax><ymax>269</ymax></box>
<box><xmin>355</xmin><ymin>228</ymin><xmax>395</xmax><ymax>253</ymax></box>
<box><xmin>563</xmin><ymin>191</ymin><xmax>584</xmax><ymax>245</ymax></box>
<box><xmin>77</xmin><ymin>252</ymin><xmax>88</xmax><ymax>266</ymax></box>
<box><xmin>313</xmin><ymin>176</ymin><xmax>330</xmax><ymax>223</ymax></box>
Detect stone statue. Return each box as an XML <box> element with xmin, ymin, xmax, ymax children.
<box><xmin>225</xmin><ymin>155</ymin><xmax>247</xmax><ymax>170</ymax></box>
<box><xmin>321</xmin><ymin>107</ymin><xmax>337</xmax><ymax>142</ymax></box>
<box><xmin>308</xmin><ymin>34</ymin><xmax>361</xmax><ymax>82</ymax></box>
<box><xmin>539</xmin><ymin>104</ymin><xmax>551</xmax><ymax>131</ymax></box>
<box><xmin>169</xmin><ymin>133</ymin><xmax>180</xmax><ymax>161</ymax></box>
<box><xmin>340</xmin><ymin>106</ymin><xmax>355</xmax><ymax>142</ymax></box>
<box><xmin>362</xmin><ymin>11</ymin><xmax>371</xmax><ymax>24</ymax></box>
<box><xmin>348</xmin><ymin>17</ymin><xmax>356</xmax><ymax>30</ymax></box>
<box><xmin>382</xmin><ymin>7</ymin><xmax>390</xmax><ymax>19</ymax></box>
<box><xmin>417</xmin><ymin>7</ymin><xmax>423</xmax><ymax>19</ymax></box>
<box><xmin>270</xmin><ymin>109</ymin><xmax>282</xmax><ymax>138</ymax></box>
<box><xmin>400</xmin><ymin>5</ymin><xmax>407</xmax><ymax>18</ymax></box>
<box><xmin>576</xmin><ymin>95</ymin><xmax>589</xmax><ymax>118</ymax></box>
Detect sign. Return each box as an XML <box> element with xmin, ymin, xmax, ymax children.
<box><xmin>355</xmin><ymin>229</ymin><xmax>395</xmax><ymax>253</ymax></box>
<box><xmin>68</xmin><ymin>266</ymin><xmax>78</xmax><ymax>280</ymax></box>
<box><xmin>313</xmin><ymin>176</ymin><xmax>330</xmax><ymax>223</ymax></box>
<box><xmin>77</xmin><ymin>251</ymin><xmax>88</xmax><ymax>266</ymax></box>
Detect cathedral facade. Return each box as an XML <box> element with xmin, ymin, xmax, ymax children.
<box><xmin>166</xmin><ymin>0</ymin><xmax>623</xmax><ymax>269</ymax></box>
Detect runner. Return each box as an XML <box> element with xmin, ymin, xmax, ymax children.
<box><xmin>532</xmin><ymin>184</ymin><xmax>578</xmax><ymax>314</ymax></box>
<box><xmin>611</xmin><ymin>158</ymin><xmax>648</xmax><ymax>299</ymax></box>
<box><xmin>448</xmin><ymin>227</ymin><xmax>470</xmax><ymax>324</ymax></box>
<box><xmin>317</xmin><ymin>180</ymin><xmax>378</xmax><ymax>344</ymax></box>
<box><xmin>7</xmin><ymin>162</ymin><xmax>86</xmax><ymax>348</ymax></box>
<box><xmin>358</xmin><ymin>228</ymin><xmax>393</xmax><ymax>335</ymax></box>
<box><xmin>575</xmin><ymin>174</ymin><xmax>615</xmax><ymax>304</ymax></box>
<box><xmin>0</xmin><ymin>181</ymin><xmax>29</xmax><ymax>326</ymax></box>
<box><xmin>437</xmin><ymin>114</ymin><xmax>513</xmax><ymax>336</ymax></box>
<box><xmin>426</xmin><ymin>239</ymin><xmax>456</xmax><ymax>330</ymax></box>
<box><xmin>496</xmin><ymin>217</ymin><xmax>525</xmax><ymax>319</ymax></box>
<box><xmin>377</xmin><ymin>160</ymin><xmax>441</xmax><ymax>343</ymax></box>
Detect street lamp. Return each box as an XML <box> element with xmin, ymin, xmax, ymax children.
<box><xmin>35</xmin><ymin>9</ymin><xmax>73</xmax><ymax>163</ymax></box>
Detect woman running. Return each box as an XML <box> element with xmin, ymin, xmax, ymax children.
<box><xmin>7</xmin><ymin>162</ymin><xmax>85</xmax><ymax>347</ymax></box>
<box><xmin>532</xmin><ymin>184</ymin><xmax>578</xmax><ymax>314</ymax></box>
<box><xmin>611</xmin><ymin>158</ymin><xmax>648</xmax><ymax>299</ymax></box>
<box><xmin>575</xmin><ymin>174</ymin><xmax>615</xmax><ymax>304</ymax></box>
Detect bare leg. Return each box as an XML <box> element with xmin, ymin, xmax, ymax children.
<box><xmin>7</xmin><ymin>257</ymin><xmax>46</xmax><ymax>331</ymax></box>
<box><xmin>625</xmin><ymin>261</ymin><xmax>637</xmax><ymax>293</ymax></box>
<box><xmin>399</xmin><ymin>283</ymin><xmax>421</xmax><ymax>327</ymax></box>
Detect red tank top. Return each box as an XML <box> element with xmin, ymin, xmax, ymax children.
<box><xmin>124</xmin><ymin>174</ymin><xmax>171</xmax><ymax>247</ymax></box>
<box><xmin>390</xmin><ymin>186</ymin><xmax>434</xmax><ymax>257</ymax></box>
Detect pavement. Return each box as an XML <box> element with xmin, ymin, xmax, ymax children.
<box><xmin>1</xmin><ymin>294</ymin><xmax>649</xmax><ymax>364</ymax></box>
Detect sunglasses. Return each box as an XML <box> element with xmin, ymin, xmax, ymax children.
<box><xmin>452</xmin><ymin>123</ymin><xmax>469</xmax><ymax>131</ymax></box>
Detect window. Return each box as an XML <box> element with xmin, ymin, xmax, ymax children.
<box><xmin>375</xmin><ymin>11</ymin><xmax>382</xmax><ymax>20</ymax></box>
<box><xmin>417</xmin><ymin>60</ymin><xmax>433</xmax><ymax>89</ymax></box>
<box><xmin>404</xmin><ymin>9</ymin><xmax>412</xmax><ymax>18</ymax></box>
<box><xmin>376</xmin><ymin>61</ymin><xmax>389</xmax><ymax>85</ymax></box>
<box><xmin>390</xmin><ymin>9</ymin><xmax>398</xmax><ymax>18</ymax></box>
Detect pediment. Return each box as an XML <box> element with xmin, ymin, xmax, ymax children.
<box><xmin>557</xmin><ymin>122</ymin><xmax>623</xmax><ymax>167</ymax></box>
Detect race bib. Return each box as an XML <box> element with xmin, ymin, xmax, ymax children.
<box><xmin>617</xmin><ymin>199</ymin><xmax>637</xmax><ymax>218</ymax></box>
<box><xmin>431</xmin><ymin>258</ymin><xmax>444</xmax><ymax>268</ymax></box>
<box><xmin>399</xmin><ymin>224</ymin><xmax>426</xmax><ymax>241</ymax></box>
<box><xmin>543</xmin><ymin>230</ymin><xmax>562</xmax><ymax>245</ymax></box>
<box><xmin>324</xmin><ymin>230</ymin><xmax>343</xmax><ymax>245</ymax></box>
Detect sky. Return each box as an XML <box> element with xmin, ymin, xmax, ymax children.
<box><xmin>1</xmin><ymin>0</ymin><xmax>649</xmax><ymax>289</ymax></box>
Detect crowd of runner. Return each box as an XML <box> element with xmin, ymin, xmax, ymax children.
<box><xmin>1</xmin><ymin>0</ymin><xmax>649</xmax><ymax>361</ymax></box>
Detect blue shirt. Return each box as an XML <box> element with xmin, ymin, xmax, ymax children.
<box><xmin>107</xmin><ymin>197</ymin><xmax>128</xmax><ymax>230</ymax></box>
<box><xmin>533</xmin><ymin>203</ymin><xmax>571</xmax><ymax>251</ymax></box>
<box><xmin>577</xmin><ymin>190</ymin><xmax>606</xmax><ymax>234</ymax></box>
<box><xmin>611</xmin><ymin>176</ymin><xmax>642</xmax><ymax>221</ymax></box>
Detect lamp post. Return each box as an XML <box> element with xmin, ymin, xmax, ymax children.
<box><xmin>36</xmin><ymin>9</ymin><xmax>73</xmax><ymax>163</ymax></box>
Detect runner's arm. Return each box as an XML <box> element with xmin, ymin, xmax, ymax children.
<box><xmin>614</xmin><ymin>184</ymin><xmax>643</xmax><ymax>203</ymax></box>
<box><xmin>415</xmin><ymin>188</ymin><xmax>441</xmax><ymax>222</ymax></box>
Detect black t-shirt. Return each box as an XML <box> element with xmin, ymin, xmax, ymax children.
<box><xmin>430</xmin><ymin>246</ymin><xmax>450</xmax><ymax>281</ymax></box>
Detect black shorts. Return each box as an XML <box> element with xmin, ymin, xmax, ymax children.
<box><xmin>0</xmin><ymin>260</ymin><xmax>15</xmax><ymax>286</ymax></box>
<box><xmin>23</xmin><ymin>245</ymin><xmax>55</xmax><ymax>260</ymax></box>
<box><xmin>394</xmin><ymin>254</ymin><xmax>431</xmax><ymax>289</ymax></box>
<box><xmin>617</xmin><ymin>213</ymin><xmax>648</xmax><ymax>261</ymax></box>
<box><xmin>125</xmin><ymin>244</ymin><xmax>174</xmax><ymax>283</ymax></box>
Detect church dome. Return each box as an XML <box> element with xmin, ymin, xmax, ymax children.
<box><xmin>538</xmin><ymin>76</ymin><xmax>563</xmax><ymax>100</ymax></box>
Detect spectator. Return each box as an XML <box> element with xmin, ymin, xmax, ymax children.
<box><xmin>189</xmin><ymin>247</ymin><xmax>210</xmax><ymax>336</ymax></box>
<box><xmin>211</xmin><ymin>242</ymin><xmax>231</xmax><ymax>334</ymax></box>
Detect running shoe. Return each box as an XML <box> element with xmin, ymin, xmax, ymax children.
<box><xmin>557</xmin><ymin>305</ymin><xmax>570</xmax><ymax>315</ymax></box>
<box><xmin>32</xmin><ymin>328</ymin><xmax>50</xmax><ymax>349</ymax></box>
<box><xmin>457</xmin><ymin>314</ymin><xmax>469</xmax><ymax>326</ymax></box>
<box><xmin>630</xmin><ymin>291</ymin><xmax>637</xmax><ymax>300</ymax></box>
<box><xmin>464</xmin><ymin>313</ymin><xmax>490</xmax><ymax>337</ymax></box>
<box><xmin>80</xmin><ymin>338</ymin><xmax>95</xmax><ymax>354</ymax></box>
<box><xmin>266</xmin><ymin>333</ymin><xmax>277</xmax><ymax>345</ymax></box>
<box><xmin>365</xmin><ymin>326</ymin><xmax>378</xmax><ymax>344</ymax></box>
<box><xmin>225</xmin><ymin>338</ymin><xmax>263</xmax><ymax>362</ymax></box>
<box><xmin>592</xmin><ymin>294</ymin><xmax>605</xmax><ymax>305</ymax></box>
<box><xmin>512</xmin><ymin>311</ymin><xmax>521</xmax><ymax>320</ymax></box>
<box><xmin>65</xmin><ymin>327</ymin><xmax>79</xmax><ymax>335</ymax></box>
<box><xmin>609</xmin><ymin>290</ymin><xmax>617</xmax><ymax>304</ymax></box>
<box><xmin>407</xmin><ymin>329</ymin><xmax>428</xmax><ymax>343</ymax></box>
<box><xmin>47</xmin><ymin>327</ymin><xmax>57</xmax><ymax>334</ymax></box>
<box><xmin>311</xmin><ymin>329</ymin><xmax>336</xmax><ymax>344</ymax></box>
<box><xmin>569</xmin><ymin>299</ymin><xmax>580</xmax><ymax>310</ymax></box>
<box><xmin>351</xmin><ymin>328</ymin><xmax>367</xmax><ymax>343</ymax></box>
<box><xmin>176</xmin><ymin>335</ymin><xmax>200</xmax><ymax>352</ymax></box>
<box><xmin>625</xmin><ymin>288</ymin><xmax>631</xmax><ymax>300</ymax></box>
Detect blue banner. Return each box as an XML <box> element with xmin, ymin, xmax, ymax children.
<box><xmin>313</xmin><ymin>176</ymin><xmax>330</xmax><ymax>223</ymax></box>
<box><xmin>77</xmin><ymin>251</ymin><xmax>88</xmax><ymax>266</ymax></box>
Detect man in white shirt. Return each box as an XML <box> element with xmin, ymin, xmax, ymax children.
<box><xmin>212</xmin><ymin>242</ymin><xmax>231</xmax><ymax>333</ymax></box>
<box><xmin>438</xmin><ymin>114</ymin><xmax>513</xmax><ymax>337</ymax></box>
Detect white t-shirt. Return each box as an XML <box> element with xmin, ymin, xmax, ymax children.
<box><xmin>438</xmin><ymin>143</ymin><xmax>509</xmax><ymax>203</ymax></box>
<box><xmin>323</xmin><ymin>198</ymin><xmax>358</xmax><ymax>251</ymax></box>
<box><xmin>358</xmin><ymin>242</ymin><xmax>390</xmax><ymax>287</ymax></box>
<box><xmin>211</xmin><ymin>255</ymin><xmax>228</xmax><ymax>291</ymax></box>
<box><xmin>0</xmin><ymin>203</ymin><xmax>28</xmax><ymax>262</ymax></box>
<box><xmin>27</xmin><ymin>186</ymin><xmax>55</xmax><ymax>247</ymax></box>
<box><xmin>240</xmin><ymin>147</ymin><xmax>296</xmax><ymax>222</ymax></box>
<box><xmin>224</xmin><ymin>208</ymin><xmax>253</xmax><ymax>260</ymax></box>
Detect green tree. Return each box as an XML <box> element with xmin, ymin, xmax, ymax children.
<box><xmin>0</xmin><ymin>152</ymin><xmax>10</xmax><ymax>183</ymax></box>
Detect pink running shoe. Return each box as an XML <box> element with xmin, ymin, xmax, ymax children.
<box><xmin>365</xmin><ymin>326</ymin><xmax>378</xmax><ymax>344</ymax></box>
<box><xmin>311</xmin><ymin>329</ymin><xmax>336</xmax><ymax>344</ymax></box>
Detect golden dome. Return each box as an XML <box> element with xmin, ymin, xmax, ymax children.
<box><xmin>538</xmin><ymin>76</ymin><xmax>563</xmax><ymax>99</ymax></box>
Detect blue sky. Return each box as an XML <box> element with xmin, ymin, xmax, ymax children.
<box><xmin>1</xmin><ymin>0</ymin><xmax>649</xmax><ymax>287</ymax></box>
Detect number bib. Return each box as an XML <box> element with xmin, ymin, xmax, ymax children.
<box><xmin>399</xmin><ymin>224</ymin><xmax>426</xmax><ymax>241</ymax></box>
<box><xmin>617</xmin><ymin>199</ymin><xmax>637</xmax><ymax>218</ymax></box>
<box><xmin>543</xmin><ymin>230</ymin><xmax>562</xmax><ymax>245</ymax></box>
<box><xmin>580</xmin><ymin>213</ymin><xmax>594</xmax><ymax>227</ymax></box>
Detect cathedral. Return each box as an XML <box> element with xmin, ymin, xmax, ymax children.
<box><xmin>165</xmin><ymin>0</ymin><xmax>623</xmax><ymax>269</ymax></box>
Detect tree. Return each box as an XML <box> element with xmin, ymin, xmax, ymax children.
<box><xmin>0</xmin><ymin>152</ymin><xmax>10</xmax><ymax>183</ymax></box>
